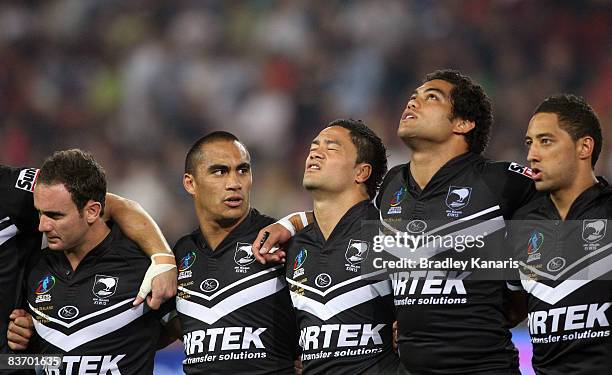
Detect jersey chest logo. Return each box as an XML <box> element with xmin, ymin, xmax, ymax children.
<box><xmin>35</xmin><ymin>274</ymin><xmax>56</xmax><ymax>303</ymax></box>
<box><xmin>293</xmin><ymin>248</ymin><xmax>308</xmax><ymax>278</ymax></box>
<box><xmin>200</xmin><ymin>278</ymin><xmax>220</xmax><ymax>293</ymax></box>
<box><xmin>92</xmin><ymin>274</ymin><xmax>119</xmax><ymax>305</ymax></box>
<box><xmin>58</xmin><ymin>305</ymin><xmax>80</xmax><ymax>320</ymax></box>
<box><xmin>314</xmin><ymin>273</ymin><xmax>332</xmax><ymax>288</ymax></box>
<box><xmin>526</xmin><ymin>230</ymin><xmax>544</xmax><ymax>263</ymax></box>
<box><xmin>345</xmin><ymin>240</ymin><xmax>370</xmax><ymax>273</ymax></box>
<box><xmin>234</xmin><ymin>242</ymin><xmax>256</xmax><ymax>273</ymax></box>
<box><xmin>446</xmin><ymin>186</ymin><xmax>472</xmax><ymax>210</ymax></box>
<box><xmin>387</xmin><ymin>186</ymin><xmax>407</xmax><ymax>214</ymax></box>
<box><xmin>178</xmin><ymin>251</ymin><xmax>196</xmax><ymax>280</ymax></box>
<box><xmin>582</xmin><ymin>219</ymin><xmax>607</xmax><ymax>251</ymax></box>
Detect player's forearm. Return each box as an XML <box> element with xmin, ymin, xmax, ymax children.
<box><xmin>104</xmin><ymin>193</ymin><xmax>171</xmax><ymax>256</ymax></box>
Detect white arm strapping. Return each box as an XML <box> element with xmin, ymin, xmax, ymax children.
<box><xmin>137</xmin><ymin>253</ymin><xmax>177</xmax><ymax>298</ymax></box>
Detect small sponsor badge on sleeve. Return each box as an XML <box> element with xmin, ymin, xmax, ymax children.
<box><xmin>508</xmin><ymin>162</ymin><xmax>533</xmax><ymax>178</ymax></box>
<box><xmin>15</xmin><ymin>168</ymin><xmax>39</xmax><ymax>192</ymax></box>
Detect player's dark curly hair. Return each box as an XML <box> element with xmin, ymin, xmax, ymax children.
<box><xmin>38</xmin><ymin>149</ymin><xmax>107</xmax><ymax>215</ymax></box>
<box><xmin>534</xmin><ymin>94</ymin><xmax>602</xmax><ymax>168</ymax></box>
<box><xmin>327</xmin><ymin>119</ymin><xmax>388</xmax><ymax>199</ymax></box>
<box><xmin>425</xmin><ymin>70</ymin><xmax>493</xmax><ymax>154</ymax></box>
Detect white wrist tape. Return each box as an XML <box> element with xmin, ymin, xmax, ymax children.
<box><xmin>277</xmin><ymin>217</ymin><xmax>296</xmax><ymax>237</ymax></box>
<box><xmin>277</xmin><ymin>211</ymin><xmax>309</xmax><ymax>237</ymax></box>
<box><xmin>137</xmin><ymin>254</ymin><xmax>177</xmax><ymax>298</ymax></box>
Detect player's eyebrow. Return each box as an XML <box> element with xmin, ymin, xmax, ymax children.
<box><xmin>311</xmin><ymin>138</ymin><xmax>342</xmax><ymax>146</ymax></box>
<box><xmin>39</xmin><ymin>209</ymin><xmax>64</xmax><ymax>217</ymax></box>
<box><xmin>410</xmin><ymin>87</ymin><xmax>447</xmax><ymax>99</ymax></box>
<box><xmin>237</xmin><ymin>162</ymin><xmax>251</xmax><ymax>170</ymax></box>
<box><xmin>207</xmin><ymin>164</ymin><xmax>229</xmax><ymax>172</ymax></box>
<box><xmin>526</xmin><ymin>133</ymin><xmax>555</xmax><ymax>140</ymax></box>
<box><xmin>423</xmin><ymin>87</ymin><xmax>447</xmax><ymax>97</ymax></box>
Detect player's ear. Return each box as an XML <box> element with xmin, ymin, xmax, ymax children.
<box><xmin>355</xmin><ymin>163</ymin><xmax>372</xmax><ymax>184</ymax></box>
<box><xmin>453</xmin><ymin>119</ymin><xmax>475</xmax><ymax>135</ymax></box>
<box><xmin>183</xmin><ymin>173</ymin><xmax>197</xmax><ymax>196</ymax></box>
<box><xmin>84</xmin><ymin>200</ymin><xmax>102</xmax><ymax>224</ymax></box>
<box><xmin>576</xmin><ymin>136</ymin><xmax>595</xmax><ymax>163</ymax></box>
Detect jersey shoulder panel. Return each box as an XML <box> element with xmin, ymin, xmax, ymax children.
<box><xmin>376</xmin><ymin>164</ymin><xmax>406</xmax><ymax>208</ymax></box>
<box><xmin>0</xmin><ymin>165</ymin><xmax>39</xmax><ymax>231</ymax></box>
<box><xmin>479</xmin><ymin>160</ymin><xmax>537</xmax><ymax>217</ymax></box>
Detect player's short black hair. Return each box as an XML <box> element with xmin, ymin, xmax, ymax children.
<box><xmin>38</xmin><ymin>149</ymin><xmax>107</xmax><ymax>215</ymax></box>
<box><xmin>327</xmin><ymin>119</ymin><xmax>388</xmax><ymax>199</ymax></box>
<box><xmin>425</xmin><ymin>69</ymin><xmax>493</xmax><ymax>154</ymax></box>
<box><xmin>185</xmin><ymin>131</ymin><xmax>249</xmax><ymax>175</ymax></box>
<box><xmin>534</xmin><ymin>94</ymin><xmax>602</xmax><ymax>168</ymax></box>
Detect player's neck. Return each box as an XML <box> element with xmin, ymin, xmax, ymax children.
<box><xmin>550</xmin><ymin>171</ymin><xmax>598</xmax><ymax>220</ymax></box>
<box><xmin>65</xmin><ymin>220</ymin><xmax>111</xmax><ymax>271</ymax></box>
<box><xmin>199</xmin><ymin>212</ymin><xmax>248</xmax><ymax>250</ymax></box>
<box><xmin>409</xmin><ymin>145</ymin><xmax>469</xmax><ymax>189</ymax></box>
<box><xmin>312</xmin><ymin>189</ymin><xmax>369</xmax><ymax>240</ymax></box>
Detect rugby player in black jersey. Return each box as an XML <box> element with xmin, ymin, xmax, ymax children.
<box><xmin>253</xmin><ymin>70</ymin><xmax>536</xmax><ymax>374</ymax></box>
<box><xmin>2</xmin><ymin>162</ymin><xmax>177</xmax><ymax>372</ymax></box>
<box><xmin>286</xmin><ymin>119</ymin><xmax>399</xmax><ymax>374</ymax></box>
<box><xmin>161</xmin><ymin>132</ymin><xmax>297</xmax><ymax>374</ymax></box>
<box><xmin>507</xmin><ymin>94</ymin><xmax>611</xmax><ymax>374</ymax></box>
<box><xmin>15</xmin><ymin>149</ymin><xmax>174</xmax><ymax>374</ymax></box>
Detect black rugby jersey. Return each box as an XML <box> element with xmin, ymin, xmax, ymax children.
<box><xmin>0</xmin><ymin>165</ymin><xmax>41</xmax><ymax>358</ymax></box>
<box><xmin>376</xmin><ymin>153</ymin><xmax>535</xmax><ymax>374</ymax></box>
<box><xmin>26</xmin><ymin>223</ymin><xmax>169</xmax><ymax>375</ymax></box>
<box><xmin>174</xmin><ymin>208</ymin><xmax>297</xmax><ymax>374</ymax></box>
<box><xmin>286</xmin><ymin>200</ymin><xmax>399</xmax><ymax>375</ymax></box>
<box><xmin>507</xmin><ymin>178</ymin><xmax>612</xmax><ymax>375</ymax></box>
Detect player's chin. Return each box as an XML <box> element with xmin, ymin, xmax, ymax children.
<box><xmin>223</xmin><ymin>206</ymin><xmax>248</xmax><ymax>218</ymax></box>
<box><xmin>46</xmin><ymin>242</ymin><xmax>64</xmax><ymax>251</ymax></box>
<box><xmin>533</xmin><ymin>180</ymin><xmax>553</xmax><ymax>192</ymax></box>
<box><xmin>302</xmin><ymin>177</ymin><xmax>321</xmax><ymax>190</ymax></box>
<box><xmin>396</xmin><ymin>127</ymin><xmax>415</xmax><ymax>141</ymax></box>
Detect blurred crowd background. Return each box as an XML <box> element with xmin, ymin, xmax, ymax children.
<box><xmin>1</xmin><ymin>0</ymin><xmax>611</xmax><ymax>245</ymax></box>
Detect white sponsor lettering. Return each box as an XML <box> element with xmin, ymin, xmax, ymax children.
<box><xmin>299</xmin><ymin>324</ymin><xmax>385</xmax><ymax>350</ymax></box>
<box><xmin>528</xmin><ymin>303</ymin><xmax>610</xmax><ymax>334</ymax></box>
<box><xmin>390</xmin><ymin>271</ymin><xmax>470</xmax><ymax>296</ymax></box>
<box><xmin>183</xmin><ymin>327</ymin><xmax>267</xmax><ymax>355</ymax></box>
<box><xmin>44</xmin><ymin>355</ymin><xmax>125</xmax><ymax>375</ymax></box>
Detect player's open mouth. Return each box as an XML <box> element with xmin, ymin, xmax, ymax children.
<box><xmin>306</xmin><ymin>162</ymin><xmax>321</xmax><ymax>171</ymax></box>
<box><xmin>224</xmin><ymin>197</ymin><xmax>243</xmax><ymax>207</ymax></box>
<box><xmin>401</xmin><ymin>110</ymin><xmax>417</xmax><ymax>120</ymax></box>
<box><xmin>531</xmin><ymin>168</ymin><xmax>543</xmax><ymax>181</ymax></box>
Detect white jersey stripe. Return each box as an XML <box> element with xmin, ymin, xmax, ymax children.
<box><xmin>29</xmin><ymin>298</ymin><xmax>134</xmax><ymax>329</ymax></box>
<box><xmin>286</xmin><ymin>270</ymin><xmax>387</xmax><ymax>297</ymax></box>
<box><xmin>177</xmin><ymin>276</ymin><xmax>286</xmax><ymax>324</ymax></box>
<box><xmin>181</xmin><ymin>265</ymin><xmax>283</xmax><ymax>301</ymax></box>
<box><xmin>32</xmin><ymin>304</ymin><xmax>144</xmax><ymax>351</ymax></box>
<box><xmin>0</xmin><ymin>222</ymin><xmax>18</xmax><ymax>247</ymax></box>
<box><xmin>382</xmin><ymin>215</ymin><xmax>506</xmax><ymax>260</ymax></box>
<box><xmin>519</xmin><ymin>252</ymin><xmax>612</xmax><ymax>305</ymax></box>
<box><xmin>290</xmin><ymin>280</ymin><xmax>392</xmax><ymax>321</ymax></box>
<box><xmin>519</xmin><ymin>241</ymin><xmax>612</xmax><ymax>281</ymax></box>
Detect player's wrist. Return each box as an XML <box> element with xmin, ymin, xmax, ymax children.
<box><xmin>277</xmin><ymin>218</ymin><xmax>296</xmax><ymax>236</ymax></box>
<box><xmin>151</xmin><ymin>253</ymin><xmax>176</xmax><ymax>265</ymax></box>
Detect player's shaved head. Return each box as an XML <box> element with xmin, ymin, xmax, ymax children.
<box><xmin>185</xmin><ymin>131</ymin><xmax>250</xmax><ymax>175</ymax></box>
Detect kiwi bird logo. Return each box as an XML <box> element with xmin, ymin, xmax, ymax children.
<box><xmin>234</xmin><ymin>243</ymin><xmax>256</xmax><ymax>266</ymax></box>
<box><xmin>582</xmin><ymin>219</ymin><xmax>607</xmax><ymax>243</ymax></box>
<box><xmin>93</xmin><ymin>275</ymin><xmax>118</xmax><ymax>298</ymax></box>
<box><xmin>446</xmin><ymin>186</ymin><xmax>472</xmax><ymax>210</ymax></box>
<box><xmin>345</xmin><ymin>240</ymin><xmax>369</xmax><ymax>264</ymax></box>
